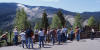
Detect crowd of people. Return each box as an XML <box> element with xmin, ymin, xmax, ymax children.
<box><xmin>0</xmin><ymin>26</ymin><xmax>96</xmax><ymax>49</ymax></box>
<box><xmin>12</xmin><ymin>26</ymin><xmax>82</xmax><ymax>48</ymax></box>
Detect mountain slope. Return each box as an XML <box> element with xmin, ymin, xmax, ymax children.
<box><xmin>0</xmin><ymin>3</ymin><xmax>100</xmax><ymax>30</ymax></box>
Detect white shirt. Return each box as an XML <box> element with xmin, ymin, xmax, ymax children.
<box><xmin>62</xmin><ymin>28</ymin><xmax>67</xmax><ymax>33</ymax></box>
<box><xmin>34</xmin><ymin>30</ymin><xmax>38</xmax><ymax>34</ymax></box>
<box><xmin>13</xmin><ymin>29</ymin><xmax>18</xmax><ymax>35</ymax></box>
<box><xmin>92</xmin><ymin>29</ymin><xmax>95</xmax><ymax>33</ymax></box>
<box><xmin>20</xmin><ymin>32</ymin><xmax>26</xmax><ymax>40</ymax></box>
<box><xmin>38</xmin><ymin>31</ymin><xmax>44</xmax><ymax>36</ymax></box>
<box><xmin>47</xmin><ymin>31</ymin><xmax>50</xmax><ymax>35</ymax></box>
<box><xmin>64</xmin><ymin>28</ymin><xmax>67</xmax><ymax>32</ymax></box>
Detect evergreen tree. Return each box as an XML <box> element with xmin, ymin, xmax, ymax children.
<box><xmin>73</xmin><ymin>14</ymin><xmax>82</xmax><ymax>29</ymax></box>
<box><xmin>99</xmin><ymin>24</ymin><xmax>100</xmax><ymax>31</ymax></box>
<box><xmin>34</xmin><ymin>22</ymin><xmax>40</xmax><ymax>30</ymax></box>
<box><xmin>51</xmin><ymin>14</ymin><xmax>62</xmax><ymax>29</ymax></box>
<box><xmin>88</xmin><ymin>16</ymin><xmax>96</xmax><ymax>27</ymax></box>
<box><xmin>57</xmin><ymin>10</ymin><xmax>66</xmax><ymax>27</ymax></box>
<box><xmin>41</xmin><ymin>11</ymin><xmax>49</xmax><ymax>30</ymax></box>
<box><xmin>14</xmin><ymin>8</ymin><xmax>30</xmax><ymax>31</ymax></box>
<box><xmin>0</xmin><ymin>29</ymin><xmax>2</xmax><ymax>36</ymax></box>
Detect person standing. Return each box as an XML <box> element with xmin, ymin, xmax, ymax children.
<box><xmin>34</xmin><ymin>29</ymin><xmax>39</xmax><ymax>42</ymax></box>
<box><xmin>13</xmin><ymin>26</ymin><xmax>18</xmax><ymax>46</ymax></box>
<box><xmin>47</xmin><ymin>29</ymin><xmax>50</xmax><ymax>43</ymax></box>
<box><xmin>38</xmin><ymin>28</ymin><xmax>44</xmax><ymax>48</ymax></box>
<box><xmin>64</xmin><ymin>26</ymin><xmax>68</xmax><ymax>41</ymax></box>
<box><xmin>70</xmin><ymin>28</ymin><xmax>74</xmax><ymax>41</ymax></box>
<box><xmin>61</xmin><ymin>26</ymin><xmax>67</xmax><ymax>42</ymax></box>
<box><xmin>43</xmin><ymin>29</ymin><xmax>47</xmax><ymax>44</ymax></box>
<box><xmin>75</xmin><ymin>27</ymin><xmax>80</xmax><ymax>41</ymax></box>
<box><xmin>91</xmin><ymin>28</ymin><xmax>95</xmax><ymax>40</ymax></box>
<box><xmin>57</xmin><ymin>29</ymin><xmax>61</xmax><ymax>44</ymax></box>
<box><xmin>34</xmin><ymin>29</ymin><xmax>38</xmax><ymax>34</ymax></box>
<box><xmin>50</xmin><ymin>29</ymin><xmax>55</xmax><ymax>45</ymax></box>
<box><xmin>26</xmin><ymin>28</ymin><xmax>34</xmax><ymax>49</ymax></box>
<box><xmin>20</xmin><ymin>30</ymin><xmax>27</xmax><ymax>48</ymax></box>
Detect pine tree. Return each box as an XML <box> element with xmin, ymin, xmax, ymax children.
<box><xmin>73</xmin><ymin>14</ymin><xmax>82</xmax><ymax>29</ymax></box>
<box><xmin>41</xmin><ymin>11</ymin><xmax>49</xmax><ymax>30</ymax></box>
<box><xmin>51</xmin><ymin>14</ymin><xmax>62</xmax><ymax>29</ymax></box>
<box><xmin>99</xmin><ymin>24</ymin><xmax>100</xmax><ymax>31</ymax></box>
<box><xmin>34</xmin><ymin>22</ymin><xmax>40</xmax><ymax>30</ymax></box>
<box><xmin>0</xmin><ymin>29</ymin><xmax>2</xmax><ymax>36</ymax></box>
<box><xmin>57</xmin><ymin>10</ymin><xmax>66</xmax><ymax>27</ymax></box>
<box><xmin>14</xmin><ymin>8</ymin><xmax>30</xmax><ymax>31</ymax></box>
<box><xmin>88</xmin><ymin>16</ymin><xmax>96</xmax><ymax>27</ymax></box>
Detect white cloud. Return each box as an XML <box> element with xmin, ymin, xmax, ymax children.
<box><xmin>37</xmin><ymin>0</ymin><xmax>60</xmax><ymax>2</ymax></box>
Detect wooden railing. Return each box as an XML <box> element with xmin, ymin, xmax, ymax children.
<box><xmin>80</xmin><ymin>31</ymin><xmax>100</xmax><ymax>39</ymax></box>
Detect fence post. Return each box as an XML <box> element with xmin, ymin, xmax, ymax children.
<box><xmin>10</xmin><ymin>31</ymin><xmax>12</xmax><ymax>45</ymax></box>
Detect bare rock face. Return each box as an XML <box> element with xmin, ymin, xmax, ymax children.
<box><xmin>82</xmin><ymin>19</ymin><xmax>88</xmax><ymax>27</ymax></box>
<box><xmin>65</xmin><ymin>15</ymin><xmax>75</xmax><ymax>25</ymax></box>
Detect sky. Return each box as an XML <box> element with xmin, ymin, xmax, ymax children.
<box><xmin>0</xmin><ymin>0</ymin><xmax>100</xmax><ymax>13</ymax></box>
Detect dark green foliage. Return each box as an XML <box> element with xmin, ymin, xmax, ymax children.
<box><xmin>99</xmin><ymin>24</ymin><xmax>100</xmax><ymax>31</ymax></box>
<box><xmin>57</xmin><ymin>10</ymin><xmax>66</xmax><ymax>27</ymax></box>
<box><xmin>51</xmin><ymin>14</ymin><xmax>62</xmax><ymax>29</ymax></box>
<box><xmin>0</xmin><ymin>29</ymin><xmax>3</xmax><ymax>36</ymax></box>
<box><xmin>88</xmin><ymin>16</ymin><xmax>96</xmax><ymax>27</ymax></box>
<box><xmin>34</xmin><ymin>22</ymin><xmax>41</xmax><ymax>30</ymax></box>
<box><xmin>14</xmin><ymin>8</ymin><xmax>30</xmax><ymax>31</ymax></box>
<box><xmin>73</xmin><ymin>14</ymin><xmax>82</xmax><ymax>29</ymax></box>
<box><xmin>41</xmin><ymin>11</ymin><xmax>49</xmax><ymax>30</ymax></box>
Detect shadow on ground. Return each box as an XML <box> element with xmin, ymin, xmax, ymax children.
<box><xmin>80</xmin><ymin>39</ymin><xmax>87</xmax><ymax>42</ymax></box>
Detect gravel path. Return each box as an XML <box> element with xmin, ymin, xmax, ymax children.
<box><xmin>0</xmin><ymin>38</ymin><xmax>100</xmax><ymax>50</ymax></box>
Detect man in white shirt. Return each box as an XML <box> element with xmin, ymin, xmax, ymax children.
<box><xmin>38</xmin><ymin>30</ymin><xmax>44</xmax><ymax>37</ymax></box>
<box><xmin>20</xmin><ymin>30</ymin><xmax>26</xmax><ymax>48</ymax></box>
<box><xmin>91</xmin><ymin>28</ymin><xmax>95</xmax><ymax>40</ymax></box>
<box><xmin>38</xmin><ymin>28</ymin><xmax>44</xmax><ymax>48</ymax></box>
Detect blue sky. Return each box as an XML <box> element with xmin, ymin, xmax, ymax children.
<box><xmin>0</xmin><ymin>0</ymin><xmax>100</xmax><ymax>13</ymax></box>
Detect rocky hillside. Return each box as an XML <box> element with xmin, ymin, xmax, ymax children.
<box><xmin>0</xmin><ymin>3</ymin><xmax>100</xmax><ymax>30</ymax></box>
